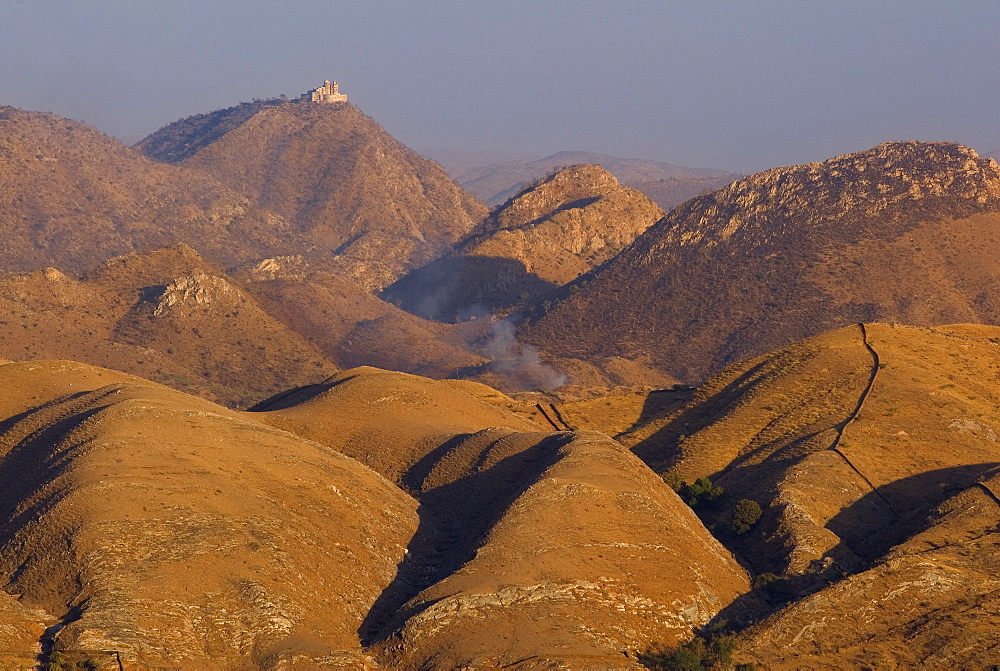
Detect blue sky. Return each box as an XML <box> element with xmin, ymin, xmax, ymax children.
<box><xmin>1</xmin><ymin>1</ymin><xmax>998</xmax><ymax>173</ymax></box>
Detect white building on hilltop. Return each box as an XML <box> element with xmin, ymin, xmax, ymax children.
<box><xmin>302</xmin><ymin>80</ymin><xmax>347</xmax><ymax>103</ymax></box>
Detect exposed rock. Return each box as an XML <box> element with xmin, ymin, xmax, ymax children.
<box><xmin>242</xmin><ymin>255</ymin><xmax>308</xmax><ymax>281</ymax></box>
<box><xmin>152</xmin><ymin>271</ymin><xmax>244</xmax><ymax>316</ymax></box>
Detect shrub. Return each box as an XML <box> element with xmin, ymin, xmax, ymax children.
<box><xmin>661</xmin><ymin>471</ymin><xmax>685</xmax><ymax>492</ymax></box>
<box><xmin>682</xmin><ymin>477</ymin><xmax>725</xmax><ymax>509</ymax></box>
<box><xmin>751</xmin><ymin>572</ymin><xmax>779</xmax><ymax>590</ymax></box>
<box><xmin>731</xmin><ymin>499</ymin><xmax>762</xmax><ymax>534</ymax></box>
<box><xmin>639</xmin><ymin>633</ymin><xmax>739</xmax><ymax>670</ymax></box>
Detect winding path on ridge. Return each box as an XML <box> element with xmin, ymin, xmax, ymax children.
<box><xmin>827</xmin><ymin>323</ymin><xmax>899</xmax><ymax>518</ymax></box>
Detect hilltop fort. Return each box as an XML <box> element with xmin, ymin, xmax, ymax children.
<box><xmin>302</xmin><ymin>79</ymin><xmax>347</xmax><ymax>103</ymax></box>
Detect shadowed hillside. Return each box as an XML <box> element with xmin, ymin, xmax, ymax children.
<box><xmin>383</xmin><ymin>164</ymin><xmax>663</xmax><ymax>322</ymax></box>
<box><xmin>523</xmin><ymin>142</ymin><xmax>1000</xmax><ymax>382</ymax></box>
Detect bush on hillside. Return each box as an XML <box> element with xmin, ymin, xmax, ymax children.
<box><xmin>661</xmin><ymin>473</ymin><xmax>725</xmax><ymax>509</ymax></box>
<box><xmin>731</xmin><ymin>499</ymin><xmax>762</xmax><ymax>534</ymax></box>
<box><xmin>639</xmin><ymin>633</ymin><xmax>740</xmax><ymax>669</ymax></box>
<box><xmin>682</xmin><ymin>476</ymin><xmax>725</xmax><ymax>509</ymax></box>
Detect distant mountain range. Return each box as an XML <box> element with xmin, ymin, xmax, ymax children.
<box><xmin>426</xmin><ymin>148</ymin><xmax>741</xmax><ymax>210</ymax></box>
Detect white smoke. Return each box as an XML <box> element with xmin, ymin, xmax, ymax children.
<box><xmin>476</xmin><ymin>318</ymin><xmax>569</xmax><ymax>392</ymax></box>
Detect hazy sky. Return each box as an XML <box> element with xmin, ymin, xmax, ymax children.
<box><xmin>1</xmin><ymin>1</ymin><xmax>998</xmax><ymax>173</ymax></box>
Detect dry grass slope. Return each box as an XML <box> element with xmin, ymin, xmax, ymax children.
<box><xmin>0</xmin><ymin>107</ymin><xmax>300</xmax><ymax>274</ymax></box>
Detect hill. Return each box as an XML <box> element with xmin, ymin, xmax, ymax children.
<box><xmin>249</xmin><ymin>367</ymin><xmax>750</xmax><ymax>666</ymax></box>
<box><xmin>0</xmin><ymin>245</ymin><xmax>339</xmax><ymax>407</ymax></box>
<box><xmin>607</xmin><ymin>322</ymin><xmax>1000</xmax><ymax>668</ymax></box>
<box><xmin>0</xmin><ymin>359</ymin><xmax>419</xmax><ymax>668</ymax></box>
<box><xmin>0</xmin><ymin>359</ymin><xmax>749</xmax><ymax>667</ymax></box>
<box><xmin>0</xmin><ymin>107</ymin><xmax>299</xmax><ymax>274</ymax></box>
<box><xmin>523</xmin><ymin>141</ymin><xmax>1000</xmax><ymax>382</ymax></box>
<box><xmin>138</xmin><ymin>100</ymin><xmax>487</xmax><ymax>289</ymax></box>
<box><xmin>443</xmin><ymin>149</ymin><xmax>740</xmax><ymax>209</ymax></box>
<box><xmin>0</xmin><ymin>243</ymin><xmax>647</xmax><ymax>405</ymax></box>
<box><xmin>382</xmin><ymin>164</ymin><xmax>663</xmax><ymax>322</ymax></box>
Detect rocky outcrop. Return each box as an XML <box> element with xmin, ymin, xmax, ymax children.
<box><xmin>644</xmin><ymin>141</ymin><xmax>1000</xmax><ymax>251</ymax></box>
<box><xmin>151</xmin><ymin>271</ymin><xmax>244</xmax><ymax>316</ymax></box>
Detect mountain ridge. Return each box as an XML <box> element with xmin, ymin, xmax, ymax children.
<box><xmin>139</xmin><ymin>100</ymin><xmax>487</xmax><ymax>289</ymax></box>
<box><xmin>523</xmin><ymin>141</ymin><xmax>1000</xmax><ymax>382</ymax></box>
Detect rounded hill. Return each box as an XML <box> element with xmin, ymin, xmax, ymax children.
<box><xmin>382</xmin><ymin>164</ymin><xmax>663</xmax><ymax>322</ymax></box>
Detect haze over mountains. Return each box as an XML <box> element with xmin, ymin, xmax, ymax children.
<box><xmin>433</xmin><ymin>148</ymin><xmax>741</xmax><ymax>210</ymax></box>
<box><xmin>2</xmin><ymin>88</ymin><xmax>1000</xmax><ymax>668</ymax></box>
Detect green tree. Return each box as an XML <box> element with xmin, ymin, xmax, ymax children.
<box><xmin>682</xmin><ymin>477</ymin><xmax>725</xmax><ymax>509</ymax></box>
<box><xmin>731</xmin><ymin>499</ymin><xmax>762</xmax><ymax>534</ymax></box>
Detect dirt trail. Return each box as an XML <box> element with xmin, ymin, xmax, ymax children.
<box><xmin>827</xmin><ymin>323</ymin><xmax>900</xmax><ymax>518</ymax></box>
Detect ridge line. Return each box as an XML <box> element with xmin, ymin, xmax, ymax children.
<box><xmin>828</xmin><ymin>323</ymin><xmax>900</xmax><ymax>519</ymax></box>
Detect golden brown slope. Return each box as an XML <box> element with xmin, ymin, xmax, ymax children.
<box><xmin>624</xmin><ymin>323</ymin><xmax>1000</xmax><ymax>575</ymax></box>
<box><xmin>0</xmin><ymin>360</ymin><xmax>418</xmax><ymax>668</ymax></box>
<box><xmin>611</xmin><ymin>322</ymin><xmax>1000</xmax><ymax>666</ymax></box>
<box><xmin>738</xmin><ymin>467</ymin><xmax>1000</xmax><ymax>669</ymax></box>
<box><xmin>250</xmin><ymin>366</ymin><xmax>543</xmax><ymax>481</ymax></box>
<box><xmin>523</xmin><ymin>142</ymin><xmax>1000</xmax><ymax>382</ymax></box>
<box><xmin>375</xmin><ymin>431</ymin><xmax>750</xmax><ymax>669</ymax></box>
<box><xmin>0</xmin><ymin>245</ymin><xmax>338</xmax><ymax>406</ymax></box>
<box><xmin>140</xmin><ymin>101</ymin><xmax>487</xmax><ymax>290</ymax></box>
<box><xmin>0</xmin><ymin>360</ymin><xmax>752</xmax><ymax>667</ymax></box>
<box><xmin>0</xmin><ymin>107</ymin><xmax>298</xmax><ymax>274</ymax></box>
<box><xmin>230</xmin><ymin>258</ymin><xmax>488</xmax><ymax>380</ymax></box>
<box><xmin>249</xmin><ymin>370</ymin><xmax>749</xmax><ymax>667</ymax></box>
<box><xmin>382</xmin><ymin>164</ymin><xmax>663</xmax><ymax>322</ymax></box>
